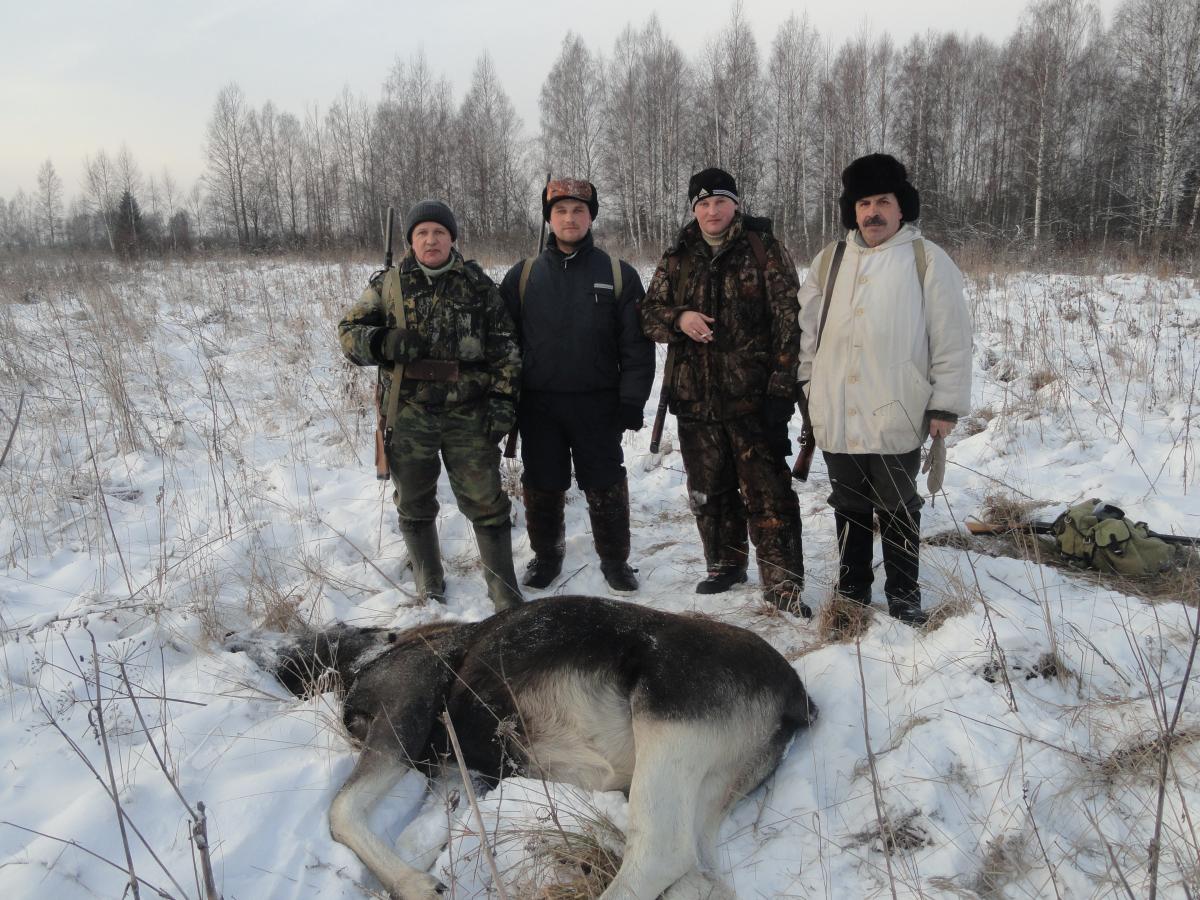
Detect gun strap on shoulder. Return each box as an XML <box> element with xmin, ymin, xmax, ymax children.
<box><xmin>814</xmin><ymin>237</ymin><xmax>926</xmax><ymax>353</ymax></box>
<box><xmin>383</xmin><ymin>267</ymin><xmax>406</xmax><ymax>442</ymax></box>
<box><xmin>814</xmin><ymin>240</ymin><xmax>846</xmax><ymax>352</ymax></box>
<box><xmin>518</xmin><ymin>257</ymin><xmax>534</xmax><ymax>306</ymax></box>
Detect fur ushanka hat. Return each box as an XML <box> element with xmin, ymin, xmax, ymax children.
<box><xmin>838</xmin><ymin>154</ymin><xmax>920</xmax><ymax>230</ymax></box>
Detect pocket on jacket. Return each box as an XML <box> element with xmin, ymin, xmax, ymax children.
<box><xmin>876</xmin><ymin>362</ymin><xmax>933</xmax><ymax>445</ymax></box>
<box><xmin>588</xmin><ymin>291</ymin><xmax>619</xmax><ymax>379</ymax></box>
<box><xmin>447</xmin><ymin>295</ymin><xmax>485</xmax><ymax>361</ymax></box>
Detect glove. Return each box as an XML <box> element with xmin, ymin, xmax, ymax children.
<box><xmin>485</xmin><ymin>397</ymin><xmax>516</xmax><ymax>445</ymax></box>
<box><xmin>376</xmin><ymin>327</ymin><xmax>423</xmax><ymax>363</ymax></box>
<box><xmin>619</xmin><ymin>403</ymin><xmax>644</xmax><ymax>432</ymax></box>
<box><xmin>763</xmin><ymin>395</ymin><xmax>796</xmax><ymax>427</ymax></box>
<box><xmin>763</xmin><ymin>396</ymin><xmax>795</xmax><ymax>460</ymax></box>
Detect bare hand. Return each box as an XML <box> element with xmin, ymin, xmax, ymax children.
<box><xmin>678</xmin><ymin>311</ymin><xmax>716</xmax><ymax>343</ymax></box>
<box><xmin>929</xmin><ymin>418</ymin><xmax>955</xmax><ymax>439</ymax></box>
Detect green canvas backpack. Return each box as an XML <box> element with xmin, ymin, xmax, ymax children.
<box><xmin>1052</xmin><ymin>499</ymin><xmax>1172</xmax><ymax>577</ymax></box>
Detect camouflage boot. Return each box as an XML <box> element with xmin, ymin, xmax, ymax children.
<box><xmin>880</xmin><ymin>509</ymin><xmax>927</xmax><ymax>626</ymax></box>
<box><xmin>474</xmin><ymin>523</ymin><xmax>524</xmax><ymax>611</ymax></box>
<box><xmin>585</xmin><ymin>477</ymin><xmax>637</xmax><ymax>594</ymax></box>
<box><xmin>834</xmin><ymin>509</ymin><xmax>875</xmax><ymax>604</ymax></box>
<box><xmin>693</xmin><ymin>490</ymin><xmax>749</xmax><ymax>594</ymax></box>
<box><xmin>522</xmin><ymin>485</ymin><xmax>565</xmax><ymax>589</ymax></box>
<box><xmin>398</xmin><ymin>520</ymin><xmax>446</xmax><ymax>603</ymax></box>
<box><xmin>757</xmin><ymin>514</ymin><xmax>809</xmax><ymax>618</ymax></box>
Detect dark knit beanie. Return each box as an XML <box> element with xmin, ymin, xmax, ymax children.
<box><xmin>688</xmin><ymin>168</ymin><xmax>739</xmax><ymax>208</ymax></box>
<box><xmin>405</xmin><ymin>199</ymin><xmax>458</xmax><ymax>243</ymax></box>
<box><xmin>838</xmin><ymin>154</ymin><xmax>920</xmax><ymax>230</ymax></box>
<box><xmin>542</xmin><ymin>178</ymin><xmax>599</xmax><ymax>221</ymax></box>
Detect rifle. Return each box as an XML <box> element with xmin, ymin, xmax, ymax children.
<box><xmin>504</xmin><ymin>173</ymin><xmax>551</xmax><ymax>459</ymax></box>
<box><xmin>373</xmin><ymin>206</ymin><xmax>395</xmax><ymax>481</ymax></box>
<box><xmin>965</xmin><ymin>518</ymin><xmax>1198</xmax><ymax>547</ymax></box>
<box><xmin>649</xmin><ymin>346</ymin><xmax>674</xmax><ymax>454</ymax></box>
<box><xmin>792</xmin><ymin>396</ymin><xmax>815</xmax><ymax>481</ymax></box>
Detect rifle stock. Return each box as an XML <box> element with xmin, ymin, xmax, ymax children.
<box><xmin>791</xmin><ymin>424</ymin><xmax>815</xmax><ymax>481</ymax></box>
<box><xmin>649</xmin><ymin>344</ymin><xmax>675</xmax><ymax>454</ymax></box>
<box><xmin>373</xmin><ymin>382</ymin><xmax>389</xmax><ymax>480</ymax></box>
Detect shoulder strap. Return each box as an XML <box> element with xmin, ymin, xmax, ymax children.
<box><xmin>383</xmin><ymin>267</ymin><xmax>406</xmax><ymax>441</ymax></box>
<box><xmin>518</xmin><ymin>257</ymin><xmax>535</xmax><ymax>308</ymax></box>
<box><xmin>667</xmin><ymin>252</ymin><xmax>693</xmax><ymax>309</ymax></box>
<box><xmin>611</xmin><ymin>254</ymin><xmax>622</xmax><ymax>298</ymax></box>
<box><xmin>913</xmin><ymin>239</ymin><xmax>927</xmax><ymax>287</ymax></box>
<box><xmin>813</xmin><ymin>241</ymin><xmax>846</xmax><ymax>353</ymax></box>
<box><xmin>746</xmin><ymin>230</ymin><xmax>768</xmax><ymax>273</ymax></box>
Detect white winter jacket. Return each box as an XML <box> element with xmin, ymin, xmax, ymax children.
<box><xmin>797</xmin><ymin>224</ymin><xmax>972</xmax><ymax>454</ymax></box>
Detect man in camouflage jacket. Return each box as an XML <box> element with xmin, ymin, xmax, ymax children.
<box><xmin>338</xmin><ymin>199</ymin><xmax>523</xmax><ymax>609</ymax></box>
<box><xmin>641</xmin><ymin>168</ymin><xmax>807</xmax><ymax>615</ymax></box>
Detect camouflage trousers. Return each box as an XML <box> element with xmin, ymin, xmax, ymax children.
<box><xmin>386</xmin><ymin>401</ymin><xmax>511</xmax><ymax>529</ymax></box>
<box><xmin>676</xmin><ymin>415</ymin><xmax>803</xmax><ymax>590</ymax></box>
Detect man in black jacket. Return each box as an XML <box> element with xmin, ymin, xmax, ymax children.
<box><xmin>500</xmin><ymin>179</ymin><xmax>655</xmax><ymax>593</ymax></box>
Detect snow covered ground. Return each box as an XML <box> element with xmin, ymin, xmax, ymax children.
<box><xmin>1</xmin><ymin>257</ymin><xmax>1197</xmax><ymax>899</ymax></box>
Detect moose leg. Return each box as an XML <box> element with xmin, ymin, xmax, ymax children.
<box><xmin>600</xmin><ymin>718</ymin><xmax>704</xmax><ymax>900</ymax></box>
<box><xmin>329</xmin><ymin>738</ymin><xmax>443</xmax><ymax>899</ymax></box>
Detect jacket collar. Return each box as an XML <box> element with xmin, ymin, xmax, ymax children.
<box><xmin>546</xmin><ymin>229</ymin><xmax>595</xmax><ymax>261</ymax></box>
<box><xmin>400</xmin><ymin>248</ymin><xmax>464</xmax><ymax>279</ymax></box>
<box><xmin>674</xmin><ymin>212</ymin><xmax>746</xmax><ymax>258</ymax></box>
<box><xmin>849</xmin><ymin>222</ymin><xmax>920</xmax><ymax>251</ymax></box>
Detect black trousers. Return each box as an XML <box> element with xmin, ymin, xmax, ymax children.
<box><xmin>823</xmin><ymin>449</ymin><xmax>922</xmax><ymax>516</ymax></box>
<box><xmin>518</xmin><ymin>390</ymin><xmax>625</xmax><ymax>491</ymax></box>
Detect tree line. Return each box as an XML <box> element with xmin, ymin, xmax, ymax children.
<box><xmin>2</xmin><ymin>0</ymin><xmax>1197</xmax><ymax>262</ymax></box>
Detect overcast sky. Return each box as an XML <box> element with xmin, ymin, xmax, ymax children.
<box><xmin>1</xmin><ymin>0</ymin><xmax>1121</xmax><ymax>200</ymax></box>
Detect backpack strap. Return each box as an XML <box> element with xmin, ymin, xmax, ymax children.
<box><xmin>518</xmin><ymin>257</ymin><xmax>535</xmax><ymax>307</ymax></box>
<box><xmin>913</xmin><ymin>238</ymin><xmax>927</xmax><ymax>287</ymax></box>
<box><xmin>610</xmin><ymin>253</ymin><xmax>623</xmax><ymax>298</ymax></box>
<box><xmin>746</xmin><ymin>230</ymin><xmax>768</xmax><ymax>272</ymax></box>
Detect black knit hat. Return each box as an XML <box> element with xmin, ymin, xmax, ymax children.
<box><xmin>405</xmin><ymin>199</ymin><xmax>458</xmax><ymax>243</ymax></box>
<box><xmin>542</xmin><ymin>178</ymin><xmax>599</xmax><ymax>221</ymax></box>
<box><xmin>838</xmin><ymin>154</ymin><xmax>920</xmax><ymax>230</ymax></box>
<box><xmin>688</xmin><ymin>167</ymin><xmax>739</xmax><ymax>208</ymax></box>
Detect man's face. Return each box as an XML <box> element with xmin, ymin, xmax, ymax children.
<box><xmin>411</xmin><ymin>222</ymin><xmax>452</xmax><ymax>267</ymax></box>
<box><xmin>693</xmin><ymin>196</ymin><xmax>737</xmax><ymax>237</ymax></box>
<box><xmin>855</xmin><ymin>192</ymin><xmax>903</xmax><ymax>247</ymax></box>
<box><xmin>549</xmin><ymin>199</ymin><xmax>592</xmax><ymax>247</ymax></box>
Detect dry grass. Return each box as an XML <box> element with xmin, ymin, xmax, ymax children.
<box><xmin>1092</xmin><ymin>728</ymin><xmax>1200</xmax><ymax>784</ymax></box>
<box><xmin>815</xmin><ymin>594</ymin><xmax>875</xmax><ymax>643</ymax></box>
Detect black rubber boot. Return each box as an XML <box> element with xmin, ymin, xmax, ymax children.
<box><xmin>600</xmin><ymin>560</ymin><xmax>639</xmax><ymax>594</ymax></box>
<box><xmin>399</xmin><ymin>520</ymin><xmax>446</xmax><ymax>603</ymax></box>
<box><xmin>585</xmin><ymin>478</ymin><xmax>638</xmax><ymax>594</ymax></box>
<box><xmin>879</xmin><ymin>508</ymin><xmax>927</xmax><ymax>626</ymax></box>
<box><xmin>522</xmin><ymin>485</ymin><xmax>565</xmax><ymax>588</ymax></box>
<box><xmin>474</xmin><ymin>523</ymin><xmax>524</xmax><ymax>611</ymax></box>
<box><xmin>834</xmin><ymin>509</ymin><xmax>876</xmax><ymax>604</ymax></box>
<box><xmin>695</xmin><ymin>567</ymin><xmax>749</xmax><ymax>594</ymax></box>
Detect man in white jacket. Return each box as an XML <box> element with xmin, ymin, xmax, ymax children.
<box><xmin>797</xmin><ymin>154</ymin><xmax>972</xmax><ymax>624</ymax></box>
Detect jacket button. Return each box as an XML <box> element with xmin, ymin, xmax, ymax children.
<box><xmin>848</xmin><ymin>375</ymin><xmax>858</xmax><ymax>384</ymax></box>
<box><xmin>848</xmin><ymin>408</ymin><xmax>857</xmax><ymax>416</ymax></box>
<box><xmin>855</xmin><ymin>308</ymin><xmax>864</xmax><ymax>317</ymax></box>
<box><xmin>858</xmin><ymin>276</ymin><xmax>868</xmax><ymax>285</ymax></box>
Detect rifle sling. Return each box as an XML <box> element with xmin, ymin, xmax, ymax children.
<box><xmin>383</xmin><ymin>266</ymin><xmax>406</xmax><ymax>443</ymax></box>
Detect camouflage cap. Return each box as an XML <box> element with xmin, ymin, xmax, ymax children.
<box><xmin>542</xmin><ymin>178</ymin><xmax>599</xmax><ymax>221</ymax></box>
